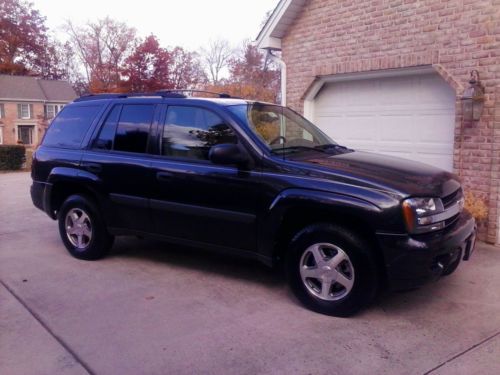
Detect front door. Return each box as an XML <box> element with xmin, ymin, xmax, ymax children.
<box><xmin>18</xmin><ymin>125</ymin><xmax>35</xmax><ymax>146</ymax></box>
<box><xmin>150</xmin><ymin>104</ymin><xmax>259</xmax><ymax>251</ymax></box>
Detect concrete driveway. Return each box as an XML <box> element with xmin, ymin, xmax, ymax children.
<box><xmin>1</xmin><ymin>171</ymin><xmax>499</xmax><ymax>375</ymax></box>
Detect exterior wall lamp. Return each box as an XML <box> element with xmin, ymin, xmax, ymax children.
<box><xmin>461</xmin><ymin>70</ymin><xmax>485</xmax><ymax>122</ymax></box>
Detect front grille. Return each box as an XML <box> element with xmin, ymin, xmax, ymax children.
<box><xmin>442</xmin><ymin>188</ymin><xmax>462</xmax><ymax>209</ymax></box>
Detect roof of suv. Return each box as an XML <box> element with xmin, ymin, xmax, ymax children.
<box><xmin>72</xmin><ymin>91</ymin><xmax>269</xmax><ymax>107</ymax></box>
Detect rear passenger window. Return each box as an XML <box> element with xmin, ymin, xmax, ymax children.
<box><xmin>43</xmin><ymin>105</ymin><xmax>102</xmax><ymax>148</ymax></box>
<box><xmin>162</xmin><ymin>106</ymin><xmax>236</xmax><ymax>160</ymax></box>
<box><xmin>94</xmin><ymin>105</ymin><xmax>121</xmax><ymax>150</ymax></box>
<box><xmin>113</xmin><ymin>105</ymin><xmax>155</xmax><ymax>153</ymax></box>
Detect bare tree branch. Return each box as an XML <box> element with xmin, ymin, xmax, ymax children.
<box><xmin>200</xmin><ymin>38</ymin><xmax>232</xmax><ymax>85</ymax></box>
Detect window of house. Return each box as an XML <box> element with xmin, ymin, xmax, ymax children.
<box><xmin>45</xmin><ymin>104</ymin><xmax>65</xmax><ymax>120</ymax></box>
<box><xmin>42</xmin><ymin>105</ymin><xmax>102</xmax><ymax>148</ymax></box>
<box><xmin>0</xmin><ymin>126</ymin><xmax>4</xmax><ymax>145</ymax></box>
<box><xmin>0</xmin><ymin>103</ymin><xmax>4</xmax><ymax>119</ymax></box>
<box><xmin>18</xmin><ymin>104</ymin><xmax>32</xmax><ymax>119</ymax></box>
<box><xmin>113</xmin><ymin>105</ymin><xmax>155</xmax><ymax>153</ymax></box>
<box><xmin>18</xmin><ymin>125</ymin><xmax>34</xmax><ymax>145</ymax></box>
<box><xmin>162</xmin><ymin>106</ymin><xmax>237</xmax><ymax>161</ymax></box>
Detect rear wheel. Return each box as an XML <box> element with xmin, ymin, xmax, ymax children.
<box><xmin>286</xmin><ymin>223</ymin><xmax>379</xmax><ymax>317</ymax></box>
<box><xmin>58</xmin><ymin>195</ymin><xmax>114</xmax><ymax>260</ymax></box>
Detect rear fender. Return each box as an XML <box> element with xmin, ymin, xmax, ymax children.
<box><xmin>45</xmin><ymin>167</ymin><xmax>103</xmax><ymax>218</ymax></box>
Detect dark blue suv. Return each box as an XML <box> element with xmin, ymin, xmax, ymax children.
<box><xmin>31</xmin><ymin>90</ymin><xmax>476</xmax><ymax>316</ymax></box>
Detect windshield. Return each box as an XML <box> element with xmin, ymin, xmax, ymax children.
<box><xmin>228</xmin><ymin>103</ymin><xmax>337</xmax><ymax>154</ymax></box>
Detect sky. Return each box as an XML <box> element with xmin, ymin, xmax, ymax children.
<box><xmin>33</xmin><ymin>0</ymin><xmax>279</xmax><ymax>51</ymax></box>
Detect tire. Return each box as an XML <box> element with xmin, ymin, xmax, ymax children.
<box><xmin>286</xmin><ymin>223</ymin><xmax>379</xmax><ymax>317</ymax></box>
<box><xmin>442</xmin><ymin>253</ymin><xmax>461</xmax><ymax>276</ymax></box>
<box><xmin>58</xmin><ymin>194</ymin><xmax>114</xmax><ymax>260</ymax></box>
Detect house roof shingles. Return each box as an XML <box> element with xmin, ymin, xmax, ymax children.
<box><xmin>0</xmin><ymin>74</ymin><xmax>77</xmax><ymax>102</ymax></box>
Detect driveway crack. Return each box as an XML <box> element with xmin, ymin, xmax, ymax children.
<box><xmin>0</xmin><ymin>280</ymin><xmax>95</xmax><ymax>375</ymax></box>
<box><xmin>423</xmin><ymin>330</ymin><xmax>500</xmax><ymax>374</ymax></box>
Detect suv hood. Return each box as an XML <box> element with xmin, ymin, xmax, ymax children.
<box><xmin>294</xmin><ymin>151</ymin><xmax>460</xmax><ymax>198</ymax></box>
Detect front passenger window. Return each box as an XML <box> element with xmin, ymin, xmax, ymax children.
<box><xmin>162</xmin><ymin>106</ymin><xmax>237</xmax><ymax>161</ymax></box>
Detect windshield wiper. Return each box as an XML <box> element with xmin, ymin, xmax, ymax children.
<box><xmin>314</xmin><ymin>144</ymin><xmax>352</xmax><ymax>153</ymax></box>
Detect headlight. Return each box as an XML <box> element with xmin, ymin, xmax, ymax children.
<box><xmin>402</xmin><ymin>197</ymin><xmax>445</xmax><ymax>234</ymax></box>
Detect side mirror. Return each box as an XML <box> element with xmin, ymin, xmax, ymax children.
<box><xmin>209</xmin><ymin>144</ymin><xmax>249</xmax><ymax>166</ymax></box>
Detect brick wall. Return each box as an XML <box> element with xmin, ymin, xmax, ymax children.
<box><xmin>281</xmin><ymin>0</ymin><xmax>500</xmax><ymax>242</ymax></box>
<box><xmin>0</xmin><ymin>102</ymin><xmax>45</xmax><ymax>147</ymax></box>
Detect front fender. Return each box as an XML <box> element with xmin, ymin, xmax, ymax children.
<box><xmin>258</xmin><ymin>188</ymin><xmax>401</xmax><ymax>261</ymax></box>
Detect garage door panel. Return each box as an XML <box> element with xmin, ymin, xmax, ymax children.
<box><xmin>316</xmin><ymin>81</ymin><xmax>378</xmax><ymax>108</ymax></box>
<box><xmin>417</xmin><ymin>75</ymin><xmax>456</xmax><ymax>106</ymax></box>
<box><xmin>379</xmin><ymin>77</ymin><xmax>418</xmax><ymax>105</ymax></box>
<box><xmin>313</xmin><ymin>73</ymin><xmax>456</xmax><ymax>171</ymax></box>
<box><xmin>417</xmin><ymin>114</ymin><xmax>456</xmax><ymax>142</ymax></box>
<box><xmin>377</xmin><ymin>115</ymin><xmax>415</xmax><ymax>142</ymax></box>
<box><xmin>318</xmin><ymin>115</ymin><xmax>376</xmax><ymax>141</ymax></box>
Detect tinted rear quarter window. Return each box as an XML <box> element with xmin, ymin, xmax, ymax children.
<box><xmin>114</xmin><ymin>105</ymin><xmax>155</xmax><ymax>153</ymax></box>
<box><xmin>43</xmin><ymin>105</ymin><xmax>102</xmax><ymax>148</ymax></box>
<box><xmin>94</xmin><ymin>105</ymin><xmax>122</xmax><ymax>150</ymax></box>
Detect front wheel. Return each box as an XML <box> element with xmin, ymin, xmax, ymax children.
<box><xmin>58</xmin><ymin>195</ymin><xmax>114</xmax><ymax>260</ymax></box>
<box><xmin>286</xmin><ymin>223</ymin><xmax>379</xmax><ymax>317</ymax></box>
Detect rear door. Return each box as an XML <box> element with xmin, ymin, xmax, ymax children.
<box><xmin>82</xmin><ymin>102</ymin><xmax>159</xmax><ymax>233</ymax></box>
<box><xmin>149</xmin><ymin>104</ymin><xmax>260</xmax><ymax>251</ymax></box>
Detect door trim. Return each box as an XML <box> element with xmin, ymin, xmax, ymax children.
<box><xmin>150</xmin><ymin>199</ymin><xmax>256</xmax><ymax>224</ymax></box>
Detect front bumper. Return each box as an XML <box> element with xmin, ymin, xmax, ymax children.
<box><xmin>377</xmin><ymin>211</ymin><xmax>476</xmax><ymax>291</ymax></box>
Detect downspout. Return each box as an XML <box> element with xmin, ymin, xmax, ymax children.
<box><xmin>266</xmin><ymin>50</ymin><xmax>286</xmax><ymax>106</ymax></box>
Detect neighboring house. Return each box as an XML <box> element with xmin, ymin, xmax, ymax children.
<box><xmin>0</xmin><ymin>75</ymin><xmax>77</xmax><ymax>148</ymax></box>
<box><xmin>256</xmin><ymin>0</ymin><xmax>500</xmax><ymax>243</ymax></box>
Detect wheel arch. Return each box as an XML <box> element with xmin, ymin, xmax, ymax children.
<box><xmin>46</xmin><ymin>167</ymin><xmax>103</xmax><ymax>219</ymax></box>
<box><xmin>265</xmin><ymin>189</ymin><xmax>387</xmax><ymax>284</ymax></box>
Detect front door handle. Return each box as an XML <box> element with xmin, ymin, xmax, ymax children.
<box><xmin>156</xmin><ymin>171</ymin><xmax>174</xmax><ymax>181</ymax></box>
<box><xmin>82</xmin><ymin>162</ymin><xmax>102</xmax><ymax>173</ymax></box>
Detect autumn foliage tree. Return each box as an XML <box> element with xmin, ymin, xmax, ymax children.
<box><xmin>65</xmin><ymin>17</ymin><xmax>137</xmax><ymax>93</ymax></box>
<box><xmin>1</xmin><ymin>1</ymin><xmax>278</xmax><ymax>100</ymax></box>
<box><xmin>121</xmin><ymin>35</ymin><xmax>171</xmax><ymax>92</ymax></box>
<box><xmin>0</xmin><ymin>0</ymin><xmax>48</xmax><ymax>75</ymax></box>
<box><xmin>205</xmin><ymin>42</ymin><xmax>279</xmax><ymax>103</ymax></box>
<box><xmin>168</xmin><ymin>47</ymin><xmax>206</xmax><ymax>89</ymax></box>
<box><xmin>121</xmin><ymin>36</ymin><xmax>205</xmax><ymax>92</ymax></box>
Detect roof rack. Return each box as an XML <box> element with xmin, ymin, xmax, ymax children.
<box><xmin>155</xmin><ymin>89</ymin><xmax>232</xmax><ymax>98</ymax></box>
<box><xmin>74</xmin><ymin>89</ymin><xmax>235</xmax><ymax>102</ymax></box>
<box><xmin>74</xmin><ymin>92</ymin><xmax>185</xmax><ymax>102</ymax></box>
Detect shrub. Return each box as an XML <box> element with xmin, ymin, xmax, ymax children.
<box><xmin>25</xmin><ymin>149</ymin><xmax>34</xmax><ymax>170</ymax></box>
<box><xmin>0</xmin><ymin>145</ymin><xmax>26</xmax><ymax>170</ymax></box>
<box><xmin>464</xmin><ymin>191</ymin><xmax>488</xmax><ymax>223</ymax></box>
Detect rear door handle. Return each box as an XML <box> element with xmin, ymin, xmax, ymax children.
<box><xmin>156</xmin><ymin>171</ymin><xmax>174</xmax><ymax>181</ymax></box>
<box><xmin>82</xmin><ymin>162</ymin><xmax>102</xmax><ymax>173</ymax></box>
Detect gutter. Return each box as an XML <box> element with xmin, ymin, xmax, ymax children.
<box><xmin>266</xmin><ymin>50</ymin><xmax>287</xmax><ymax>106</ymax></box>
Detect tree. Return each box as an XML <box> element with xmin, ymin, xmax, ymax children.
<box><xmin>0</xmin><ymin>0</ymin><xmax>49</xmax><ymax>75</ymax></box>
<box><xmin>200</xmin><ymin>39</ymin><xmax>232</xmax><ymax>85</ymax></box>
<box><xmin>121</xmin><ymin>35</ymin><xmax>171</xmax><ymax>92</ymax></box>
<box><xmin>121</xmin><ymin>36</ymin><xmax>205</xmax><ymax>92</ymax></box>
<box><xmin>64</xmin><ymin>17</ymin><xmax>137</xmax><ymax>93</ymax></box>
<box><xmin>169</xmin><ymin>47</ymin><xmax>206</xmax><ymax>89</ymax></box>
<box><xmin>36</xmin><ymin>38</ymin><xmax>78</xmax><ymax>81</ymax></box>
<box><xmin>205</xmin><ymin>42</ymin><xmax>279</xmax><ymax>103</ymax></box>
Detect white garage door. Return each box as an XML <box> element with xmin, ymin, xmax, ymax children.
<box><xmin>313</xmin><ymin>73</ymin><xmax>456</xmax><ymax>171</ymax></box>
